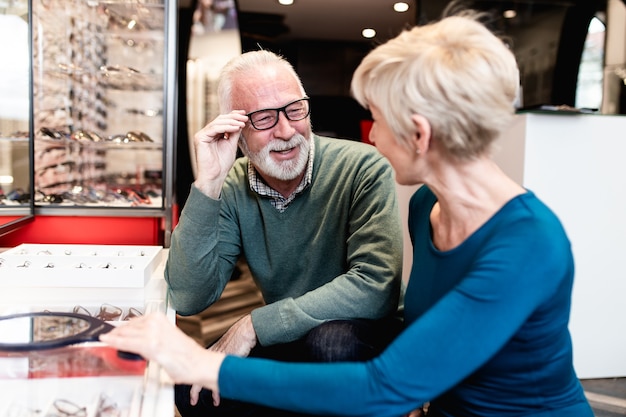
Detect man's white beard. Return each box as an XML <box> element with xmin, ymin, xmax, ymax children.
<box><xmin>240</xmin><ymin>133</ymin><xmax>311</xmax><ymax>181</ymax></box>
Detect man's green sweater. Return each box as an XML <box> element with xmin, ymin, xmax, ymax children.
<box><xmin>165</xmin><ymin>135</ymin><xmax>402</xmax><ymax>346</ymax></box>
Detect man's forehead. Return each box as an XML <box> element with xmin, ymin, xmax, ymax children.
<box><xmin>233</xmin><ymin>76</ymin><xmax>302</xmax><ymax>111</ymax></box>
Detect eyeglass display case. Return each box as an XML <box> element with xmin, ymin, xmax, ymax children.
<box><xmin>1</xmin><ymin>0</ymin><xmax>178</xmax><ymax>245</ymax></box>
<box><xmin>0</xmin><ymin>244</ymin><xmax>174</xmax><ymax>417</ymax></box>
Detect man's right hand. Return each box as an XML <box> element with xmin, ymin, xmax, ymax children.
<box><xmin>208</xmin><ymin>314</ymin><xmax>258</xmax><ymax>357</ymax></box>
<box><xmin>193</xmin><ymin>110</ymin><xmax>248</xmax><ymax>199</ymax></box>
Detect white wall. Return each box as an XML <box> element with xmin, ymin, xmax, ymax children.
<box><xmin>395</xmin><ymin>183</ymin><xmax>420</xmax><ymax>284</ymax></box>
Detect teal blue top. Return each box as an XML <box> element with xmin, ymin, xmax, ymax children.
<box><xmin>165</xmin><ymin>135</ymin><xmax>403</xmax><ymax>346</ymax></box>
<box><xmin>218</xmin><ymin>187</ymin><xmax>593</xmax><ymax>417</ymax></box>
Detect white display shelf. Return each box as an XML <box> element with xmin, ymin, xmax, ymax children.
<box><xmin>0</xmin><ymin>244</ymin><xmax>163</xmax><ymax>288</ymax></box>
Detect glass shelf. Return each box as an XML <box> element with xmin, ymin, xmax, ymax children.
<box><xmin>31</xmin><ymin>0</ymin><xmax>173</xmax><ymax>212</ymax></box>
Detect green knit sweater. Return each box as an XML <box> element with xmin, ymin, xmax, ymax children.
<box><xmin>165</xmin><ymin>135</ymin><xmax>403</xmax><ymax>346</ymax></box>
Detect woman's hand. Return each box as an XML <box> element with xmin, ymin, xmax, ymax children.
<box><xmin>99</xmin><ymin>313</ymin><xmax>225</xmax><ymax>394</ymax></box>
<box><xmin>189</xmin><ymin>314</ymin><xmax>258</xmax><ymax>406</ymax></box>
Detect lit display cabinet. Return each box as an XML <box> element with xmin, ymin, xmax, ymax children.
<box><xmin>29</xmin><ymin>0</ymin><xmax>177</xmax><ymax>244</ymax></box>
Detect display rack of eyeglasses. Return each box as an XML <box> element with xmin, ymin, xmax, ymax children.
<box><xmin>0</xmin><ymin>244</ymin><xmax>174</xmax><ymax>417</ymax></box>
<box><xmin>30</xmin><ymin>0</ymin><xmax>176</xmax><ymax>225</ymax></box>
<box><xmin>0</xmin><ymin>134</ymin><xmax>31</xmax><ymax>208</ymax></box>
<box><xmin>0</xmin><ymin>243</ymin><xmax>163</xmax><ymax>288</ymax></box>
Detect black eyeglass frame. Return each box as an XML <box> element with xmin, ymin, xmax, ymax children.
<box><xmin>246</xmin><ymin>97</ymin><xmax>311</xmax><ymax>131</ymax></box>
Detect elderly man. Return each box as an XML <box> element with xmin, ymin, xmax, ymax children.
<box><xmin>167</xmin><ymin>50</ymin><xmax>403</xmax><ymax>417</ymax></box>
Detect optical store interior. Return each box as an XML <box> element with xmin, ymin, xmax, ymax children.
<box><xmin>1</xmin><ymin>0</ymin><xmax>625</xmax><ymax>416</ymax></box>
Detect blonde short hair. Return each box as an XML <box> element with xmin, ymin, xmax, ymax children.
<box><xmin>351</xmin><ymin>12</ymin><xmax>520</xmax><ymax>159</ymax></box>
<box><xmin>217</xmin><ymin>50</ymin><xmax>307</xmax><ymax>113</ymax></box>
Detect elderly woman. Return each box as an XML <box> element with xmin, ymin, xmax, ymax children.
<box><xmin>101</xmin><ymin>11</ymin><xmax>593</xmax><ymax>417</ymax></box>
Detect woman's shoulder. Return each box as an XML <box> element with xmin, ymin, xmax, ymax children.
<box><xmin>489</xmin><ymin>191</ymin><xmax>571</xmax><ymax>256</ymax></box>
<box><xmin>504</xmin><ymin>191</ymin><xmax>565</xmax><ymax>231</ymax></box>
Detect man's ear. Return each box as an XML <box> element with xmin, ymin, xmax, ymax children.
<box><xmin>410</xmin><ymin>114</ymin><xmax>431</xmax><ymax>154</ymax></box>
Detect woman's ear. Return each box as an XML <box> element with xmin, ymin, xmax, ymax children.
<box><xmin>410</xmin><ymin>114</ymin><xmax>431</xmax><ymax>154</ymax></box>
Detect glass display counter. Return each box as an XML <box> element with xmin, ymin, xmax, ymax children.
<box><xmin>0</xmin><ymin>245</ymin><xmax>174</xmax><ymax>416</ymax></box>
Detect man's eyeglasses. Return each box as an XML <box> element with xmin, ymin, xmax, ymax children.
<box><xmin>247</xmin><ymin>98</ymin><xmax>310</xmax><ymax>130</ymax></box>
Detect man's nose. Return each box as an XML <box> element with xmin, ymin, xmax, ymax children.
<box><xmin>272</xmin><ymin>111</ymin><xmax>296</xmax><ymax>139</ymax></box>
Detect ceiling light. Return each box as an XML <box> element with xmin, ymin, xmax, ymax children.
<box><xmin>503</xmin><ymin>9</ymin><xmax>517</xmax><ymax>19</ymax></box>
<box><xmin>362</xmin><ymin>28</ymin><xmax>376</xmax><ymax>39</ymax></box>
<box><xmin>278</xmin><ymin>0</ymin><xmax>294</xmax><ymax>5</ymax></box>
<box><xmin>393</xmin><ymin>2</ymin><xmax>409</xmax><ymax>13</ymax></box>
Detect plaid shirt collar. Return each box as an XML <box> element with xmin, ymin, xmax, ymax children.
<box><xmin>247</xmin><ymin>137</ymin><xmax>315</xmax><ymax>212</ymax></box>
